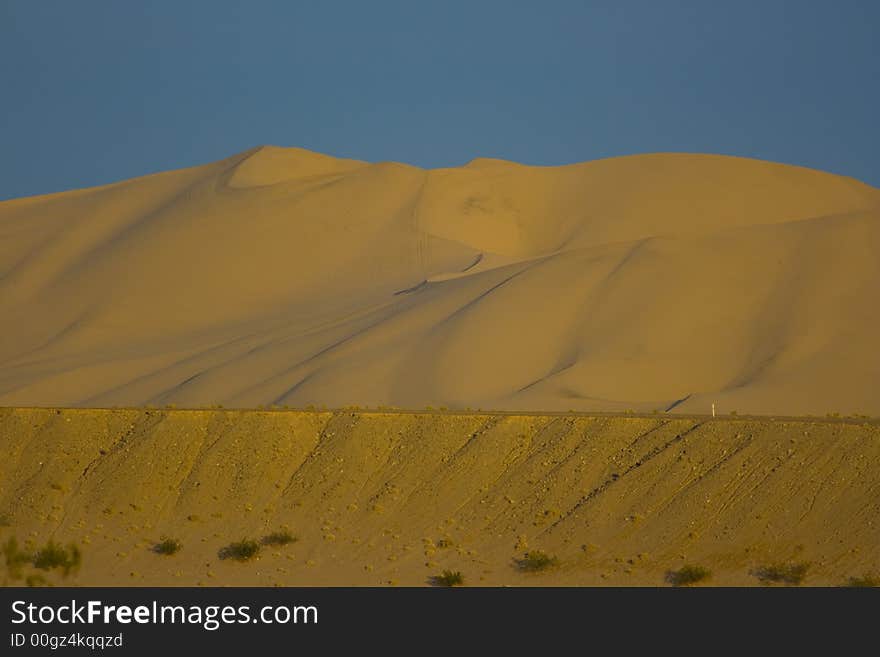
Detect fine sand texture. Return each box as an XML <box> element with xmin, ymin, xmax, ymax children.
<box><xmin>1</xmin><ymin>408</ymin><xmax>877</xmax><ymax>587</ymax></box>
<box><xmin>1</xmin><ymin>147</ymin><xmax>879</xmax><ymax>415</ymax></box>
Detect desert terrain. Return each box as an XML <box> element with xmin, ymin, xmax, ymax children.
<box><xmin>1</xmin><ymin>147</ymin><xmax>878</xmax><ymax>586</ymax></box>
<box><xmin>1</xmin><ymin>408</ymin><xmax>878</xmax><ymax>586</ymax></box>
<box><xmin>1</xmin><ymin>147</ymin><xmax>879</xmax><ymax>415</ymax></box>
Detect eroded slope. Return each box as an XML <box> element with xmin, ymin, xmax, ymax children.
<box><xmin>1</xmin><ymin>408</ymin><xmax>877</xmax><ymax>586</ymax></box>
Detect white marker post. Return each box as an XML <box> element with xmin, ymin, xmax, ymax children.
<box><xmin>712</xmin><ymin>403</ymin><xmax>716</xmax><ymax>418</ymax></box>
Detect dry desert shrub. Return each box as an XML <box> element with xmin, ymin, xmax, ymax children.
<box><xmin>262</xmin><ymin>530</ymin><xmax>297</xmax><ymax>547</ymax></box>
<box><xmin>4</xmin><ymin>537</ymin><xmax>82</xmax><ymax>584</ymax></box>
<box><xmin>3</xmin><ymin>537</ymin><xmax>32</xmax><ymax>581</ymax></box>
<box><xmin>219</xmin><ymin>539</ymin><xmax>261</xmax><ymax>561</ymax></box>
<box><xmin>753</xmin><ymin>562</ymin><xmax>809</xmax><ymax>585</ymax></box>
<box><xmin>844</xmin><ymin>573</ymin><xmax>879</xmax><ymax>587</ymax></box>
<box><xmin>152</xmin><ymin>537</ymin><xmax>182</xmax><ymax>556</ymax></box>
<box><xmin>515</xmin><ymin>550</ymin><xmax>560</xmax><ymax>573</ymax></box>
<box><xmin>431</xmin><ymin>570</ymin><xmax>464</xmax><ymax>587</ymax></box>
<box><xmin>666</xmin><ymin>564</ymin><xmax>712</xmax><ymax>586</ymax></box>
<box><xmin>32</xmin><ymin>540</ymin><xmax>82</xmax><ymax>577</ymax></box>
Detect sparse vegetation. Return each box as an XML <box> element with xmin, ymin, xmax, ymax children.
<box><xmin>844</xmin><ymin>573</ymin><xmax>879</xmax><ymax>587</ymax></box>
<box><xmin>666</xmin><ymin>564</ymin><xmax>712</xmax><ymax>586</ymax></box>
<box><xmin>3</xmin><ymin>537</ymin><xmax>32</xmax><ymax>581</ymax></box>
<box><xmin>32</xmin><ymin>541</ymin><xmax>82</xmax><ymax>577</ymax></box>
<box><xmin>152</xmin><ymin>537</ymin><xmax>182</xmax><ymax>556</ymax></box>
<box><xmin>515</xmin><ymin>550</ymin><xmax>560</xmax><ymax>573</ymax></box>
<box><xmin>3</xmin><ymin>538</ymin><xmax>83</xmax><ymax>584</ymax></box>
<box><xmin>753</xmin><ymin>562</ymin><xmax>809</xmax><ymax>585</ymax></box>
<box><xmin>4</xmin><ymin>537</ymin><xmax>84</xmax><ymax>583</ymax></box>
<box><xmin>219</xmin><ymin>539</ymin><xmax>261</xmax><ymax>561</ymax></box>
<box><xmin>431</xmin><ymin>570</ymin><xmax>464</xmax><ymax>587</ymax></box>
<box><xmin>4</xmin><ymin>409</ymin><xmax>879</xmax><ymax>588</ymax></box>
<box><xmin>261</xmin><ymin>530</ymin><xmax>297</xmax><ymax>547</ymax></box>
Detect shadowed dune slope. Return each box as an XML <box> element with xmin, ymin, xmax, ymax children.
<box><xmin>1</xmin><ymin>147</ymin><xmax>879</xmax><ymax>414</ymax></box>
<box><xmin>0</xmin><ymin>408</ymin><xmax>877</xmax><ymax>586</ymax></box>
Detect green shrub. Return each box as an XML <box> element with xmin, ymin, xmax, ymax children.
<box><xmin>261</xmin><ymin>531</ymin><xmax>297</xmax><ymax>547</ymax></box>
<box><xmin>152</xmin><ymin>537</ymin><xmax>182</xmax><ymax>556</ymax></box>
<box><xmin>219</xmin><ymin>539</ymin><xmax>261</xmax><ymax>561</ymax></box>
<box><xmin>666</xmin><ymin>564</ymin><xmax>712</xmax><ymax>586</ymax></box>
<box><xmin>845</xmin><ymin>573</ymin><xmax>879</xmax><ymax>587</ymax></box>
<box><xmin>32</xmin><ymin>541</ymin><xmax>81</xmax><ymax>577</ymax></box>
<box><xmin>431</xmin><ymin>570</ymin><xmax>464</xmax><ymax>587</ymax></box>
<box><xmin>515</xmin><ymin>550</ymin><xmax>560</xmax><ymax>573</ymax></box>
<box><xmin>753</xmin><ymin>562</ymin><xmax>809</xmax><ymax>585</ymax></box>
<box><xmin>3</xmin><ymin>537</ymin><xmax>32</xmax><ymax>580</ymax></box>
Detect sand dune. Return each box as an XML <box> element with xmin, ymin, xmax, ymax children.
<box><xmin>1</xmin><ymin>146</ymin><xmax>878</xmax><ymax>414</ymax></box>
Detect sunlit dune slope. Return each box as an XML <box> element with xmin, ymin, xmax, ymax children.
<box><xmin>1</xmin><ymin>146</ymin><xmax>878</xmax><ymax>414</ymax></box>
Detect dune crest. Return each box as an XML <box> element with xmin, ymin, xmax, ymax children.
<box><xmin>1</xmin><ymin>147</ymin><xmax>878</xmax><ymax>414</ymax></box>
<box><xmin>225</xmin><ymin>145</ymin><xmax>366</xmax><ymax>189</ymax></box>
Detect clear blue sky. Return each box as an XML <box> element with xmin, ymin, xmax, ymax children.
<box><xmin>1</xmin><ymin>1</ymin><xmax>878</xmax><ymax>200</ymax></box>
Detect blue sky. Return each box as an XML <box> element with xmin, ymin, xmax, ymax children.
<box><xmin>1</xmin><ymin>1</ymin><xmax>878</xmax><ymax>199</ymax></box>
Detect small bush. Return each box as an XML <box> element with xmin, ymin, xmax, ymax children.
<box><xmin>431</xmin><ymin>570</ymin><xmax>464</xmax><ymax>587</ymax></box>
<box><xmin>32</xmin><ymin>541</ymin><xmax>81</xmax><ymax>577</ymax></box>
<box><xmin>753</xmin><ymin>562</ymin><xmax>809</xmax><ymax>585</ymax></box>
<box><xmin>666</xmin><ymin>565</ymin><xmax>712</xmax><ymax>586</ymax></box>
<box><xmin>845</xmin><ymin>573</ymin><xmax>879</xmax><ymax>588</ymax></box>
<box><xmin>3</xmin><ymin>537</ymin><xmax>32</xmax><ymax>580</ymax></box>
<box><xmin>261</xmin><ymin>531</ymin><xmax>297</xmax><ymax>547</ymax></box>
<box><xmin>515</xmin><ymin>550</ymin><xmax>560</xmax><ymax>573</ymax></box>
<box><xmin>219</xmin><ymin>539</ymin><xmax>261</xmax><ymax>561</ymax></box>
<box><xmin>152</xmin><ymin>537</ymin><xmax>182</xmax><ymax>556</ymax></box>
